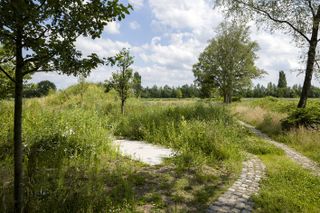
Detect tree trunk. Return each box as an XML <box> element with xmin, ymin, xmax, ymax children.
<box><xmin>14</xmin><ymin>56</ymin><xmax>23</xmax><ymax>213</ymax></box>
<box><xmin>223</xmin><ymin>93</ymin><xmax>231</xmax><ymax>104</ymax></box>
<box><xmin>121</xmin><ymin>99</ymin><xmax>125</xmax><ymax>115</ymax></box>
<box><xmin>298</xmin><ymin>18</ymin><xmax>319</xmax><ymax>108</ymax></box>
<box><xmin>14</xmin><ymin>26</ymin><xmax>24</xmax><ymax>213</ymax></box>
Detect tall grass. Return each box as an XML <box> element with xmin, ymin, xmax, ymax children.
<box><xmin>0</xmin><ymin>84</ymin><xmax>140</xmax><ymax>212</ymax></box>
<box><xmin>113</xmin><ymin>103</ymin><xmax>245</xmax><ymax>168</ymax></box>
<box><xmin>233</xmin><ymin>97</ymin><xmax>320</xmax><ymax>164</ymax></box>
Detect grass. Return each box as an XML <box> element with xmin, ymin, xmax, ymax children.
<box><xmin>254</xmin><ymin>154</ymin><xmax>320</xmax><ymax>212</ymax></box>
<box><xmin>0</xmin><ymin>84</ymin><xmax>249</xmax><ymax>212</ymax></box>
<box><xmin>234</xmin><ymin>132</ymin><xmax>320</xmax><ymax>212</ymax></box>
<box><xmin>1</xmin><ymin>86</ymin><xmax>320</xmax><ymax>212</ymax></box>
<box><xmin>232</xmin><ymin>97</ymin><xmax>320</xmax><ymax>164</ymax></box>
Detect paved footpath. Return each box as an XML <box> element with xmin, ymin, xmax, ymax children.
<box><xmin>208</xmin><ymin>154</ymin><xmax>265</xmax><ymax>213</ymax></box>
<box><xmin>113</xmin><ymin>140</ymin><xmax>175</xmax><ymax>165</ymax></box>
<box><xmin>238</xmin><ymin>120</ymin><xmax>320</xmax><ymax>177</ymax></box>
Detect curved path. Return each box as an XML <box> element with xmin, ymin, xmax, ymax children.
<box><xmin>208</xmin><ymin>154</ymin><xmax>265</xmax><ymax>213</ymax></box>
<box><xmin>113</xmin><ymin>139</ymin><xmax>175</xmax><ymax>165</ymax></box>
<box><xmin>238</xmin><ymin>120</ymin><xmax>320</xmax><ymax>177</ymax></box>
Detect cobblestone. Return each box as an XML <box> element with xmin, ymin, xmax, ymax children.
<box><xmin>208</xmin><ymin>155</ymin><xmax>265</xmax><ymax>213</ymax></box>
<box><xmin>239</xmin><ymin>120</ymin><xmax>320</xmax><ymax>176</ymax></box>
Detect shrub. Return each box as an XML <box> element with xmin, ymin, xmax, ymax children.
<box><xmin>231</xmin><ymin>96</ymin><xmax>241</xmax><ymax>102</ymax></box>
<box><xmin>281</xmin><ymin>106</ymin><xmax>320</xmax><ymax>130</ymax></box>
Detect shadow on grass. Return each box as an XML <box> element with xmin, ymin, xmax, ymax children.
<box><xmin>130</xmin><ymin>163</ymin><xmax>234</xmax><ymax>212</ymax></box>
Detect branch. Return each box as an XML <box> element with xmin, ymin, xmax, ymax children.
<box><xmin>0</xmin><ymin>65</ymin><xmax>15</xmax><ymax>83</ymax></box>
<box><xmin>0</xmin><ymin>56</ymin><xmax>15</xmax><ymax>64</ymax></box>
<box><xmin>235</xmin><ymin>0</ymin><xmax>311</xmax><ymax>43</ymax></box>
<box><xmin>305</xmin><ymin>0</ymin><xmax>316</xmax><ymax>17</ymax></box>
<box><xmin>23</xmin><ymin>52</ymin><xmax>56</xmax><ymax>76</ymax></box>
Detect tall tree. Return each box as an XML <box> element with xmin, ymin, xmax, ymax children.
<box><xmin>193</xmin><ymin>21</ymin><xmax>263</xmax><ymax>103</ymax></box>
<box><xmin>277</xmin><ymin>71</ymin><xmax>287</xmax><ymax>89</ymax></box>
<box><xmin>132</xmin><ymin>71</ymin><xmax>142</xmax><ymax>98</ymax></box>
<box><xmin>216</xmin><ymin>0</ymin><xmax>320</xmax><ymax>108</ymax></box>
<box><xmin>107</xmin><ymin>48</ymin><xmax>134</xmax><ymax>115</ymax></box>
<box><xmin>0</xmin><ymin>1</ymin><xmax>131</xmax><ymax>211</ymax></box>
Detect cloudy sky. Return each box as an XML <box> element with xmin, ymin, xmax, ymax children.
<box><xmin>31</xmin><ymin>0</ymin><xmax>319</xmax><ymax>89</ymax></box>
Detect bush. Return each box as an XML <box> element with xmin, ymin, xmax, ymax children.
<box><xmin>231</xmin><ymin>96</ymin><xmax>241</xmax><ymax>102</ymax></box>
<box><xmin>281</xmin><ymin>106</ymin><xmax>320</xmax><ymax>130</ymax></box>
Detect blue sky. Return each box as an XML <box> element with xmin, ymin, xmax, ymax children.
<box><xmin>31</xmin><ymin>0</ymin><xmax>319</xmax><ymax>89</ymax></box>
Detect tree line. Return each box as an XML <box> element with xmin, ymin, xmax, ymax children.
<box><xmin>140</xmin><ymin>84</ymin><xmax>200</xmax><ymax>99</ymax></box>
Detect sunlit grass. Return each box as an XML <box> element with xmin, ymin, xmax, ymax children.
<box><xmin>233</xmin><ymin>97</ymin><xmax>320</xmax><ymax>164</ymax></box>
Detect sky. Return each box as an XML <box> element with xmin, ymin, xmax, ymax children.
<box><xmin>31</xmin><ymin>0</ymin><xmax>319</xmax><ymax>89</ymax></box>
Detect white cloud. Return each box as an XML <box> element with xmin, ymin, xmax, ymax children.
<box><xmin>104</xmin><ymin>22</ymin><xmax>120</xmax><ymax>34</ymax></box>
<box><xmin>149</xmin><ymin>0</ymin><xmax>223</xmax><ymax>41</ymax></box>
<box><xmin>76</xmin><ymin>36</ymin><xmax>131</xmax><ymax>57</ymax></box>
<box><xmin>129</xmin><ymin>21</ymin><xmax>141</xmax><ymax>30</ymax></box>
<box><xmin>128</xmin><ymin>0</ymin><xmax>144</xmax><ymax>10</ymax></box>
<box><xmin>250</xmin><ymin>28</ymin><xmax>306</xmax><ymax>86</ymax></box>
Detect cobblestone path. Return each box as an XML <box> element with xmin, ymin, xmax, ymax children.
<box><xmin>238</xmin><ymin>120</ymin><xmax>320</xmax><ymax>177</ymax></box>
<box><xmin>208</xmin><ymin>155</ymin><xmax>265</xmax><ymax>213</ymax></box>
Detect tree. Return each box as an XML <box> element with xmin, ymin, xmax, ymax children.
<box><xmin>278</xmin><ymin>71</ymin><xmax>287</xmax><ymax>89</ymax></box>
<box><xmin>107</xmin><ymin>48</ymin><xmax>134</xmax><ymax>115</ymax></box>
<box><xmin>132</xmin><ymin>71</ymin><xmax>142</xmax><ymax>98</ymax></box>
<box><xmin>216</xmin><ymin>0</ymin><xmax>320</xmax><ymax>108</ymax></box>
<box><xmin>277</xmin><ymin>70</ymin><xmax>288</xmax><ymax>97</ymax></box>
<box><xmin>175</xmin><ymin>88</ymin><xmax>183</xmax><ymax>99</ymax></box>
<box><xmin>37</xmin><ymin>80</ymin><xmax>56</xmax><ymax>96</ymax></box>
<box><xmin>193</xmin><ymin>21</ymin><xmax>263</xmax><ymax>103</ymax></box>
<box><xmin>0</xmin><ymin>1</ymin><xmax>132</xmax><ymax>211</ymax></box>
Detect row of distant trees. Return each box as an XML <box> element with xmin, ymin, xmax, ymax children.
<box><xmin>140</xmin><ymin>84</ymin><xmax>200</xmax><ymax>99</ymax></box>
<box><xmin>0</xmin><ymin>79</ymin><xmax>56</xmax><ymax>99</ymax></box>
<box><xmin>138</xmin><ymin>83</ymin><xmax>320</xmax><ymax>99</ymax></box>
<box><xmin>243</xmin><ymin>84</ymin><xmax>320</xmax><ymax>98</ymax></box>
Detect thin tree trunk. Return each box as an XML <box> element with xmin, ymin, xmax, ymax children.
<box><xmin>121</xmin><ymin>99</ymin><xmax>125</xmax><ymax>115</ymax></box>
<box><xmin>298</xmin><ymin>17</ymin><xmax>319</xmax><ymax>108</ymax></box>
<box><xmin>223</xmin><ymin>92</ymin><xmax>232</xmax><ymax>104</ymax></box>
<box><xmin>14</xmin><ymin>41</ymin><xmax>23</xmax><ymax>212</ymax></box>
<box><xmin>223</xmin><ymin>93</ymin><xmax>227</xmax><ymax>103</ymax></box>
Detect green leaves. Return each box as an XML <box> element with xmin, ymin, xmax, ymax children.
<box><xmin>106</xmin><ymin>48</ymin><xmax>134</xmax><ymax>108</ymax></box>
<box><xmin>193</xmin><ymin>21</ymin><xmax>263</xmax><ymax>102</ymax></box>
<box><xmin>0</xmin><ymin>0</ymin><xmax>133</xmax><ymax>78</ymax></box>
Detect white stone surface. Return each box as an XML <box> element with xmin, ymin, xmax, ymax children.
<box><xmin>113</xmin><ymin>140</ymin><xmax>175</xmax><ymax>165</ymax></box>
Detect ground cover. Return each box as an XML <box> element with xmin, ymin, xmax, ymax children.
<box><xmin>233</xmin><ymin>97</ymin><xmax>320</xmax><ymax>164</ymax></box>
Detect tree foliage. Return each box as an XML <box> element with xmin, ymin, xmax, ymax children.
<box><xmin>278</xmin><ymin>71</ymin><xmax>287</xmax><ymax>89</ymax></box>
<box><xmin>23</xmin><ymin>80</ymin><xmax>56</xmax><ymax>98</ymax></box>
<box><xmin>193</xmin><ymin>21</ymin><xmax>263</xmax><ymax>103</ymax></box>
<box><xmin>215</xmin><ymin>0</ymin><xmax>320</xmax><ymax>108</ymax></box>
<box><xmin>132</xmin><ymin>71</ymin><xmax>142</xmax><ymax>98</ymax></box>
<box><xmin>140</xmin><ymin>84</ymin><xmax>200</xmax><ymax>98</ymax></box>
<box><xmin>106</xmin><ymin>48</ymin><xmax>134</xmax><ymax>114</ymax></box>
<box><xmin>0</xmin><ymin>47</ymin><xmax>14</xmax><ymax>99</ymax></box>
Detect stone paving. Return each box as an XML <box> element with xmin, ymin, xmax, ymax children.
<box><xmin>113</xmin><ymin>139</ymin><xmax>175</xmax><ymax>165</ymax></box>
<box><xmin>238</xmin><ymin>120</ymin><xmax>320</xmax><ymax>177</ymax></box>
<box><xmin>208</xmin><ymin>154</ymin><xmax>265</xmax><ymax>213</ymax></box>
